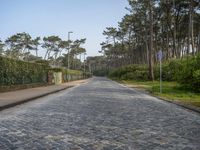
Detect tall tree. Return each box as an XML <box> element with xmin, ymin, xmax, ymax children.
<box><xmin>99</xmin><ymin>0</ymin><xmax>200</xmax><ymax>77</ymax></box>
<box><xmin>42</xmin><ymin>36</ymin><xmax>62</xmax><ymax>60</ymax></box>
<box><xmin>32</xmin><ymin>37</ymin><xmax>40</xmax><ymax>57</ymax></box>
<box><xmin>149</xmin><ymin>0</ymin><xmax>154</xmax><ymax>80</ymax></box>
<box><xmin>70</xmin><ymin>38</ymin><xmax>86</xmax><ymax>69</ymax></box>
<box><xmin>5</xmin><ymin>32</ymin><xmax>35</xmax><ymax>59</ymax></box>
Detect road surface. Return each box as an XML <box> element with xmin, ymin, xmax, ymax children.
<box><xmin>0</xmin><ymin>77</ymin><xmax>200</xmax><ymax>150</ymax></box>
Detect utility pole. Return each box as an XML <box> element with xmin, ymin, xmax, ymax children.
<box><xmin>67</xmin><ymin>31</ymin><xmax>73</xmax><ymax>70</ymax></box>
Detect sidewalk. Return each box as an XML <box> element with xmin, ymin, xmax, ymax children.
<box><xmin>0</xmin><ymin>79</ymin><xmax>88</xmax><ymax>111</ymax></box>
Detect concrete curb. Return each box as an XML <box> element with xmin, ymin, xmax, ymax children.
<box><xmin>120</xmin><ymin>83</ymin><xmax>200</xmax><ymax>114</ymax></box>
<box><xmin>0</xmin><ymin>85</ymin><xmax>74</xmax><ymax>111</ymax></box>
<box><xmin>155</xmin><ymin>96</ymin><xmax>200</xmax><ymax>114</ymax></box>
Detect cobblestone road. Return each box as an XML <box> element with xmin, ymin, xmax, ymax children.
<box><xmin>0</xmin><ymin>77</ymin><xmax>200</xmax><ymax>150</ymax></box>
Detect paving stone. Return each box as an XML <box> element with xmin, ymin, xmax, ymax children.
<box><xmin>0</xmin><ymin>77</ymin><xmax>200</xmax><ymax>149</ymax></box>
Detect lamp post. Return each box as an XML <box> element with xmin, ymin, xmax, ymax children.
<box><xmin>84</xmin><ymin>52</ymin><xmax>87</xmax><ymax>78</ymax></box>
<box><xmin>67</xmin><ymin>31</ymin><xmax>73</xmax><ymax>70</ymax></box>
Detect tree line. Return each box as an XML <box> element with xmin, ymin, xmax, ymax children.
<box><xmin>93</xmin><ymin>0</ymin><xmax>200</xmax><ymax>79</ymax></box>
<box><xmin>0</xmin><ymin>32</ymin><xmax>87</xmax><ymax>70</ymax></box>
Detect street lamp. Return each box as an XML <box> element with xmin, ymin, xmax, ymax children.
<box><xmin>68</xmin><ymin>31</ymin><xmax>73</xmax><ymax>70</ymax></box>
<box><xmin>84</xmin><ymin>52</ymin><xmax>87</xmax><ymax>77</ymax></box>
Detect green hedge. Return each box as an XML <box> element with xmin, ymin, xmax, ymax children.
<box><xmin>0</xmin><ymin>56</ymin><xmax>91</xmax><ymax>88</ymax></box>
<box><xmin>48</xmin><ymin>68</ymin><xmax>88</xmax><ymax>82</ymax></box>
<box><xmin>0</xmin><ymin>56</ymin><xmax>49</xmax><ymax>86</ymax></box>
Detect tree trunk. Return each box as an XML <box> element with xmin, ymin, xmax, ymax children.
<box><xmin>44</xmin><ymin>50</ymin><xmax>49</xmax><ymax>60</ymax></box>
<box><xmin>148</xmin><ymin>0</ymin><xmax>154</xmax><ymax>80</ymax></box>
<box><xmin>172</xmin><ymin>0</ymin><xmax>177</xmax><ymax>58</ymax></box>
<box><xmin>190</xmin><ymin>0</ymin><xmax>195</xmax><ymax>55</ymax></box>
<box><xmin>198</xmin><ymin>33</ymin><xmax>200</xmax><ymax>53</ymax></box>
<box><xmin>188</xmin><ymin>0</ymin><xmax>195</xmax><ymax>56</ymax></box>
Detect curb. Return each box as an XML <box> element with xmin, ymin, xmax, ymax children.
<box><xmin>0</xmin><ymin>85</ymin><xmax>74</xmax><ymax>111</ymax></box>
<box><xmin>155</xmin><ymin>96</ymin><xmax>200</xmax><ymax>114</ymax></box>
<box><xmin>120</xmin><ymin>83</ymin><xmax>200</xmax><ymax>114</ymax></box>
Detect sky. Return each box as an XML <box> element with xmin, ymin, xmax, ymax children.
<box><xmin>0</xmin><ymin>0</ymin><xmax>129</xmax><ymax>57</ymax></box>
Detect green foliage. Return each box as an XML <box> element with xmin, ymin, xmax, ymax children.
<box><xmin>121</xmin><ymin>80</ymin><xmax>200</xmax><ymax>107</ymax></box>
<box><xmin>48</xmin><ymin>68</ymin><xmax>84</xmax><ymax>82</ymax></box>
<box><xmin>42</xmin><ymin>36</ymin><xmax>62</xmax><ymax>60</ymax></box>
<box><xmin>193</xmin><ymin>70</ymin><xmax>200</xmax><ymax>92</ymax></box>
<box><xmin>110</xmin><ymin>55</ymin><xmax>200</xmax><ymax>92</ymax></box>
<box><xmin>177</xmin><ymin>55</ymin><xmax>200</xmax><ymax>92</ymax></box>
<box><xmin>154</xmin><ymin>59</ymin><xmax>184</xmax><ymax>81</ymax></box>
<box><xmin>0</xmin><ymin>55</ymin><xmax>87</xmax><ymax>87</ymax></box>
<box><xmin>35</xmin><ymin>60</ymin><xmax>50</xmax><ymax>66</ymax></box>
<box><xmin>5</xmin><ymin>32</ymin><xmax>40</xmax><ymax>60</ymax></box>
<box><xmin>48</xmin><ymin>68</ymin><xmax>63</xmax><ymax>73</ymax></box>
<box><xmin>65</xmin><ymin>69</ymin><xmax>84</xmax><ymax>81</ymax></box>
<box><xmin>93</xmin><ymin>69</ymin><xmax>109</xmax><ymax>77</ymax></box>
<box><xmin>0</xmin><ymin>56</ymin><xmax>49</xmax><ymax>85</ymax></box>
<box><xmin>83</xmin><ymin>72</ymin><xmax>92</xmax><ymax>78</ymax></box>
<box><xmin>109</xmin><ymin>64</ymin><xmax>148</xmax><ymax>81</ymax></box>
<box><xmin>48</xmin><ymin>68</ymin><xmax>82</xmax><ymax>75</ymax></box>
<box><xmin>155</xmin><ymin>57</ymin><xmax>200</xmax><ymax>92</ymax></box>
<box><xmin>68</xmin><ymin>69</ymin><xmax>82</xmax><ymax>75</ymax></box>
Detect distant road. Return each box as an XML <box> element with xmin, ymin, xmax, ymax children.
<box><xmin>0</xmin><ymin>77</ymin><xmax>200</xmax><ymax>149</ymax></box>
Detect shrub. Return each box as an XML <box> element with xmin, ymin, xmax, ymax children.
<box><xmin>108</xmin><ymin>54</ymin><xmax>200</xmax><ymax>92</ymax></box>
<box><xmin>154</xmin><ymin>59</ymin><xmax>184</xmax><ymax>81</ymax></box>
<box><xmin>0</xmin><ymin>56</ymin><xmax>49</xmax><ymax>85</ymax></box>
<box><xmin>93</xmin><ymin>69</ymin><xmax>109</xmax><ymax>76</ymax></box>
<box><xmin>48</xmin><ymin>68</ymin><xmax>84</xmax><ymax>82</ymax></box>
<box><xmin>192</xmin><ymin>70</ymin><xmax>200</xmax><ymax>92</ymax></box>
<box><xmin>177</xmin><ymin>55</ymin><xmax>200</xmax><ymax>92</ymax></box>
<box><xmin>109</xmin><ymin>64</ymin><xmax>148</xmax><ymax>81</ymax></box>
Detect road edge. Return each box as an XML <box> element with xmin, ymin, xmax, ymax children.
<box><xmin>114</xmin><ymin>80</ymin><xmax>200</xmax><ymax>114</ymax></box>
<box><xmin>0</xmin><ymin>85</ymin><xmax>75</xmax><ymax>111</ymax></box>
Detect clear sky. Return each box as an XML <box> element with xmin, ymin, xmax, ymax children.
<box><xmin>0</xmin><ymin>0</ymin><xmax>129</xmax><ymax>57</ymax></box>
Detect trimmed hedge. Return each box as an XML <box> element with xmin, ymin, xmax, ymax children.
<box><xmin>0</xmin><ymin>56</ymin><xmax>91</xmax><ymax>90</ymax></box>
<box><xmin>48</xmin><ymin>68</ymin><xmax>91</xmax><ymax>82</ymax></box>
<box><xmin>0</xmin><ymin>56</ymin><xmax>49</xmax><ymax>86</ymax></box>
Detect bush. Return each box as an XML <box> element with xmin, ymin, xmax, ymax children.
<box><xmin>0</xmin><ymin>56</ymin><xmax>89</xmax><ymax>87</ymax></box>
<box><xmin>0</xmin><ymin>56</ymin><xmax>49</xmax><ymax>85</ymax></box>
<box><xmin>109</xmin><ymin>54</ymin><xmax>200</xmax><ymax>92</ymax></box>
<box><xmin>192</xmin><ymin>70</ymin><xmax>200</xmax><ymax>92</ymax></box>
<box><xmin>109</xmin><ymin>64</ymin><xmax>148</xmax><ymax>81</ymax></box>
<box><xmin>177</xmin><ymin>55</ymin><xmax>200</xmax><ymax>92</ymax></box>
<box><xmin>154</xmin><ymin>59</ymin><xmax>184</xmax><ymax>81</ymax></box>
<box><xmin>48</xmin><ymin>68</ymin><xmax>84</xmax><ymax>82</ymax></box>
<box><xmin>93</xmin><ymin>69</ymin><xmax>108</xmax><ymax>76</ymax></box>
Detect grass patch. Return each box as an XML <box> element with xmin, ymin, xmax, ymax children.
<box><xmin>119</xmin><ymin>80</ymin><xmax>200</xmax><ymax>107</ymax></box>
